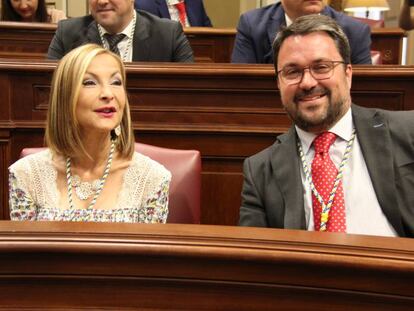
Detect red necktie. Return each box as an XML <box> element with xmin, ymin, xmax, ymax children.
<box><xmin>311</xmin><ymin>132</ymin><xmax>346</xmax><ymax>232</ymax></box>
<box><xmin>175</xmin><ymin>2</ymin><xmax>187</xmax><ymax>27</ymax></box>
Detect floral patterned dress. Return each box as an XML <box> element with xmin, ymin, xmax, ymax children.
<box><xmin>9</xmin><ymin>150</ymin><xmax>171</xmax><ymax>223</ymax></box>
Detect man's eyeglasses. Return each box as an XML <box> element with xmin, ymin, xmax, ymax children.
<box><xmin>277</xmin><ymin>61</ymin><xmax>346</xmax><ymax>85</ymax></box>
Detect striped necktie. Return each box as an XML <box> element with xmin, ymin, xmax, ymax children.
<box><xmin>104</xmin><ymin>33</ymin><xmax>126</xmax><ymax>56</ymax></box>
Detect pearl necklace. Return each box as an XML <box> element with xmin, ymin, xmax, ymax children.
<box><xmin>97</xmin><ymin>10</ymin><xmax>137</xmax><ymax>62</ymax></box>
<box><xmin>66</xmin><ymin>139</ymin><xmax>115</xmax><ymax>210</ymax></box>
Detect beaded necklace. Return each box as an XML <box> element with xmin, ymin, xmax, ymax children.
<box><xmin>97</xmin><ymin>10</ymin><xmax>137</xmax><ymax>62</ymax></box>
<box><xmin>66</xmin><ymin>139</ymin><xmax>115</xmax><ymax>210</ymax></box>
<box><xmin>297</xmin><ymin>129</ymin><xmax>356</xmax><ymax>231</ymax></box>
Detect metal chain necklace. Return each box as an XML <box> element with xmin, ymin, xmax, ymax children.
<box><xmin>97</xmin><ymin>10</ymin><xmax>136</xmax><ymax>62</ymax></box>
<box><xmin>66</xmin><ymin>139</ymin><xmax>115</xmax><ymax>210</ymax></box>
<box><xmin>297</xmin><ymin>129</ymin><xmax>356</xmax><ymax>231</ymax></box>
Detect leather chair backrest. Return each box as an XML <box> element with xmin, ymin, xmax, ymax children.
<box><xmin>20</xmin><ymin>142</ymin><xmax>201</xmax><ymax>224</ymax></box>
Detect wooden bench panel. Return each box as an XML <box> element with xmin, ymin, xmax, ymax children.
<box><xmin>1</xmin><ymin>61</ymin><xmax>414</xmax><ymax>224</ymax></box>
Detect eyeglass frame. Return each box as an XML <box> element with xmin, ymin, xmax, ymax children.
<box><xmin>276</xmin><ymin>60</ymin><xmax>347</xmax><ymax>85</ymax></box>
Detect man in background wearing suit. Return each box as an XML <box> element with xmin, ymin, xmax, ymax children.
<box><xmin>231</xmin><ymin>0</ymin><xmax>371</xmax><ymax>65</ymax></box>
<box><xmin>239</xmin><ymin>14</ymin><xmax>414</xmax><ymax>237</ymax></box>
<box><xmin>48</xmin><ymin>0</ymin><xmax>194</xmax><ymax>62</ymax></box>
<box><xmin>135</xmin><ymin>0</ymin><xmax>212</xmax><ymax>27</ymax></box>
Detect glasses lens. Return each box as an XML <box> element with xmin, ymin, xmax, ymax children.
<box><xmin>279</xmin><ymin>61</ymin><xmax>341</xmax><ymax>85</ymax></box>
<box><xmin>281</xmin><ymin>67</ymin><xmax>302</xmax><ymax>84</ymax></box>
<box><xmin>310</xmin><ymin>62</ymin><xmax>334</xmax><ymax>79</ymax></box>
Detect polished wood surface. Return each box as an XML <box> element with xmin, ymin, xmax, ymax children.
<box><xmin>371</xmin><ymin>28</ymin><xmax>406</xmax><ymax>64</ymax></box>
<box><xmin>1</xmin><ymin>61</ymin><xmax>414</xmax><ymax>225</ymax></box>
<box><xmin>0</xmin><ymin>21</ymin><xmax>406</xmax><ymax>64</ymax></box>
<box><xmin>185</xmin><ymin>27</ymin><xmax>236</xmax><ymax>63</ymax></box>
<box><xmin>0</xmin><ymin>221</ymin><xmax>413</xmax><ymax>310</ymax></box>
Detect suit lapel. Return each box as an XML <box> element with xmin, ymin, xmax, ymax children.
<box><xmin>185</xmin><ymin>3</ymin><xmax>196</xmax><ymax>26</ymax></box>
<box><xmin>86</xmin><ymin>20</ymin><xmax>102</xmax><ymax>45</ymax></box>
<box><xmin>271</xmin><ymin>127</ymin><xmax>306</xmax><ymax>229</ymax></box>
<box><xmin>132</xmin><ymin>12</ymin><xmax>150</xmax><ymax>61</ymax></box>
<box><xmin>352</xmin><ymin>105</ymin><xmax>404</xmax><ymax>235</ymax></box>
<box><xmin>71</xmin><ymin>17</ymin><xmax>101</xmax><ymax>50</ymax></box>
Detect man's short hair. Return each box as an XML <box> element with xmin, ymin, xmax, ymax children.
<box><xmin>272</xmin><ymin>14</ymin><xmax>351</xmax><ymax>72</ymax></box>
<box><xmin>45</xmin><ymin>44</ymin><xmax>135</xmax><ymax>159</ymax></box>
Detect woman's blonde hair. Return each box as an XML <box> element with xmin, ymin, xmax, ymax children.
<box><xmin>45</xmin><ymin>44</ymin><xmax>135</xmax><ymax>159</ymax></box>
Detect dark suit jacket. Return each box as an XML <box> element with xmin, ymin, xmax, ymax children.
<box><xmin>231</xmin><ymin>3</ymin><xmax>372</xmax><ymax>65</ymax></box>
<box><xmin>239</xmin><ymin>105</ymin><xmax>414</xmax><ymax>238</ymax></box>
<box><xmin>47</xmin><ymin>10</ymin><xmax>194</xmax><ymax>62</ymax></box>
<box><xmin>134</xmin><ymin>0</ymin><xmax>212</xmax><ymax>27</ymax></box>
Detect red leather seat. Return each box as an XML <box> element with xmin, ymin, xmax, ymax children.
<box><xmin>20</xmin><ymin>142</ymin><xmax>201</xmax><ymax>224</ymax></box>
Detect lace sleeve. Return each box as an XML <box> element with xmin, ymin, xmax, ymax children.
<box><xmin>9</xmin><ymin>171</ymin><xmax>37</xmax><ymax>220</ymax></box>
<box><xmin>141</xmin><ymin>176</ymin><xmax>170</xmax><ymax>224</ymax></box>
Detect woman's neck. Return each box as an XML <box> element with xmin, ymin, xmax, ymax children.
<box><xmin>71</xmin><ymin>132</ymin><xmax>113</xmax><ymax>172</ymax></box>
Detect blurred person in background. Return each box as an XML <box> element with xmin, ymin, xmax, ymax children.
<box><xmin>399</xmin><ymin>0</ymin><xmax>414</xmax><ymax>30</ymax></box>
<box><xmin>231</xmin><ymin>0</ymin><xmax>371</xmax><ymax>65</ymax></box>
<box><xmin>1</xmin><ymin>0</ymin><xmax>66</xmax><ymax>23</ymax></box>
<box><xmin>134</xmin><ymin>0</ymin><xmax>212</xmax><ymax>27</ymax></box>
<box><xmin>47</xmin><ymin>0</ymin><xmax>193</xmax><ymax>62</ymax></box>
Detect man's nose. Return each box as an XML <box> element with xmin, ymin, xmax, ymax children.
<box><xmin>298</xmin><ymin>68</ymin><xmax>318</xmax><ymax>89</ymax></box>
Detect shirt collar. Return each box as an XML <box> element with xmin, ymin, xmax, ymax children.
<box><xmin>285</xmin><ymin>13</ymin><xmax>293</xmax><ymax>27</ymax></box>
<box><xmin>167</xmin><ymin>0</ymin><xmax>183</xmax><ymax>5</ymax></box>
<box><xmin>100</xmin><ymin>10</ymin><xmax>136</xmax><ymax>39</ymax></box>
<box><xmin>295</xmin><ymin>107</ymin><xmax>354</xmax><ymax>154</ymax></box>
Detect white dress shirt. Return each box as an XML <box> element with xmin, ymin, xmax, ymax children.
<box><xmin>296</xmin><ymin>108</ymin><xmax>397</xmax><ymax>237</ymax></box>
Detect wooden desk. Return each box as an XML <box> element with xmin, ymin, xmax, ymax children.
<box><xmin>0</xmin><ymin>21</ymin><xmax>56</xmax><ymax>59</ymax></box>
<box><xmin>371</xmin><ymin>28</ymin><xmax>406</xmax><ymax>64</ymax></box>
<box><xmin>0</xmin><ymin>21</ymin><xmax>406</xmax><ymax>64</ymax></box>
<box><xmin>0</xmin><ymin>221</ymin><xmax>413</xmax><ymax>310</ymax></box>
<box><xmin>1</xmin><ymin>61</ymin><xmax>414</xmax><ymax>225</ymax></box>
<box><xmin>185</xmin><ymin>27</ymin><xmax>236</xmax><ymax>63</ymax></box>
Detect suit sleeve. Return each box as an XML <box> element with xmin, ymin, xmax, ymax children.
<box><xmin>239</xmin><ymin>157</ymin><xmax>268</xmax><ymax>227</ymax></box>
<box><xmin>47</xmin><ymin>20</ymin><xmax>66</xmax><ymax>60</ymax></box>
<box><xmin>231</xmin><ymin>14</ymin><xmax>257</xmax><ymax>63</ymax></box>
<box><xmin>172</xmin><ymin>23</ymin><xmax>194</xmax><ymax>62</ymax></box>
<box><xmin>350</xmin><ymin>23</ymin><xmax>372</xmax><ymax>65</ymax></box>
<box><xmin>201</xmin><ymin>12</ymin><xmax>212</xmax><ymax>27</ymax></box>
<box><xmin>199</xmin><ymin>1</ymin><xmax>212</xmax><ymax>27</ymax></box>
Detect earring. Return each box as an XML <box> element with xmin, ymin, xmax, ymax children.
<box><xmin>114</xmin><ymin>125</ymin><xmax>121</xmax><ymax>137</ymax></box>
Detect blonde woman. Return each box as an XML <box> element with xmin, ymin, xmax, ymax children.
<box><xmin>9</xmin><ymin>44</ymin><xmax>171</xmax><ymax>223</ymax></box>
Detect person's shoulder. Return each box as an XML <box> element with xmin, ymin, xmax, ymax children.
<box><xmin>136</xmin><ymin>9</ymin><xmax>173</xmax><ymax>24</ymax></box>
<box><xmin>9</xmin><ymin>149</ymin><xmax>52</xmax><ymax>173</ymax></box>
<box><xmin>324</xmin><ymin>6</ymin><xmax>369</xmax><ymax>30</ymax></box>
<box><xmin>136</xmin><ymin>9</ymin><xmax>180</xmax><ymax>29</ymax></box>
<box><xmin>47</xmin><ymin>8</ymin><xmax>67</xmax><ymax>23</ymax></box>
<box><xmin>132</xmin><ymin>151</ymin><xmax>171</xmax><ymax>180</ymax></box>
<box><xmin>134</xmin><ymin>0</ymin><xmax>154</xmax><ymax>9</ymax></box>
<box><xmin>241</xmin><ymin>3</ymin><xmax>281</xmax><ymax>20</ymax></box>
<box><xmin>245</xmin><ymin>136</ymin><xmax>286</xmax><ymax>168</ymax></box>
<box><xmin>353</xmin><ymin>105</ymin><xmax>414</xmax><ymax>130</ymax></box>
<box><xmin>379</xmin><ymin>108</ymin><xmax>414</xmax><ymax>123</ymax></box>
<box><xmin>56</xmin><ymin>14</ymin><xmax>94</xmax><ymax>28</ymax></box>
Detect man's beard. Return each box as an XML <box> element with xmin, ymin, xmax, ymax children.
<box><xmin>286</xmin><ymin>87</ymin><xmax>347</xmax><ymax>132</ymax></box>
